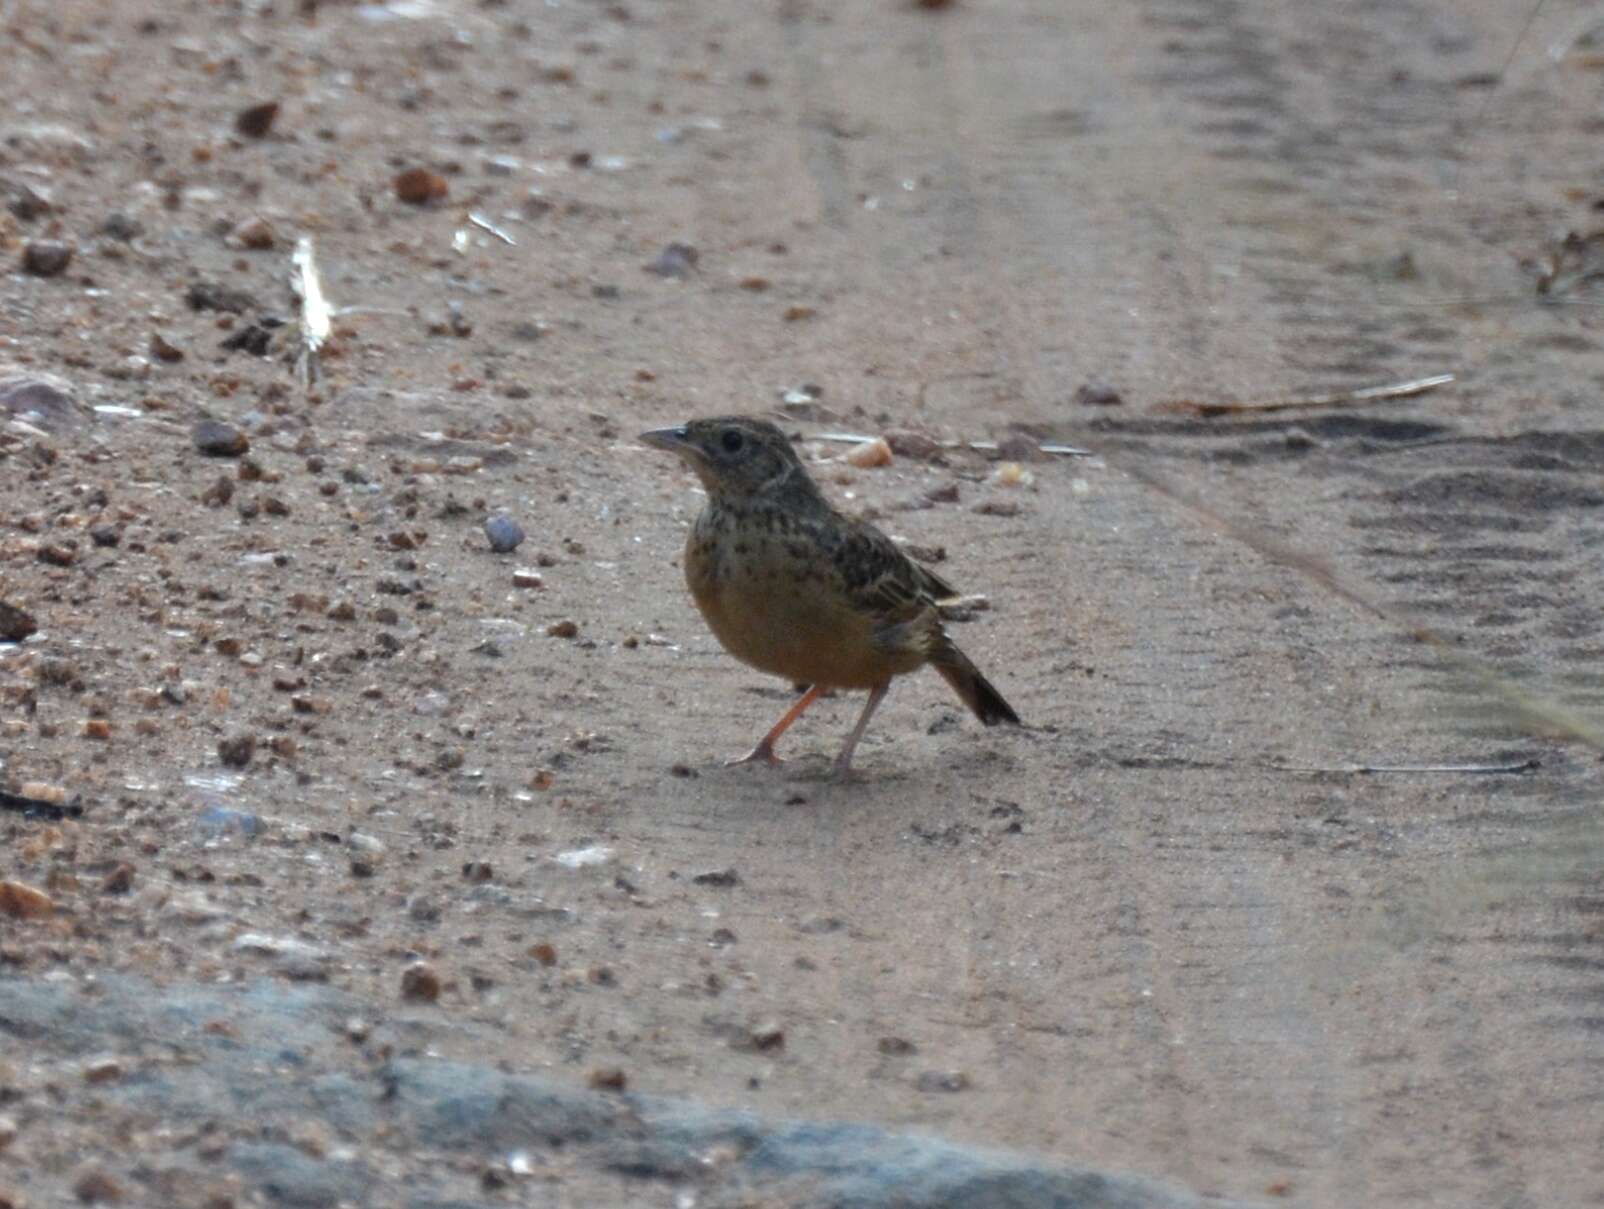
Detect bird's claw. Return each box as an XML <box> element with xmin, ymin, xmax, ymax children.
<box><xmin>725</xmin><ymin>744</ymin><xmax>783</xmax><ymax>768</ymax></box>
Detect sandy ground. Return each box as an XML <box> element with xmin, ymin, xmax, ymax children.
<box><xmin>4</xmin><ymin>0</ymin><xmax>1604</xmax><ymax>1204</ymax></box>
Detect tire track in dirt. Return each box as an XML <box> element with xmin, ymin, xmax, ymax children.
<box><xmin>1113</xmin><ymin>4</ymin><xmax>1604</xmax><ymax>1201</ymax></box>
<box><xmin>767</xmin><ymin>0</ymin><xmax>1604</xmax><ymax>1204</ymax></box>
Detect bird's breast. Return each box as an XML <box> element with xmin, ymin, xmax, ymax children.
<box><xmin>682</xmin><ymin>505</ymin><xmax>920</xmax><ymax>688</ymax></box>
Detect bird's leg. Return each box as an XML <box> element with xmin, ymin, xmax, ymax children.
<box><xmin>833</xmin><ymin>680</ymin><xmax>890</xmax><ymax>778</ymax></box>
<box><xmin>727</xmin><ymin>684</ymin><xmax>823</xmax><ymax>767</ymax></box>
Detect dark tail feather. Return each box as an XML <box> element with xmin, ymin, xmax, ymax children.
<box><xmin>934</xmin><ymin>646</ymin><xmax>1021</xmax><ymax>726</ymax></box>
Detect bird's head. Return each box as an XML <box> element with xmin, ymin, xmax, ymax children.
<box><xmin>640</xmin><ymin>416</ymin><xmax>811</xmax><ymax>502</ymax></box>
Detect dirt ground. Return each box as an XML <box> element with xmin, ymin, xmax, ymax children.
<box><xmin>4</xmin><ymin>0</ymin><xmax>1604</xmax><ymax>1205</ymax></box>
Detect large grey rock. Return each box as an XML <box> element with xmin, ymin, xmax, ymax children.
<box><xmin>0</xmin><ymin>975</ymin><xmax>1248</xmax><ymax>1209</ymax></box>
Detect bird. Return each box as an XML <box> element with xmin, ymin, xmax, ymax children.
<box><xmin>640</xmin><ymin>415</ymin><xmax>1020</xmax><ymax>776</ymax></box>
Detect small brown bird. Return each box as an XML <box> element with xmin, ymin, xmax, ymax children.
<box><xmin>641</xmin><ymin>416</ymin><xmax>1020</xmax><ymax>776</ymax></box>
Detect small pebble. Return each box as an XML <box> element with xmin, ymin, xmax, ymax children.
<box><xmin>512</xmin><ymin>569</ymin><xmax>543</xmax><ymax>589</ymax></box>
<box><xmin>0</xmin><ymin>374</ymin><xmax>79</xmax><ymax>431</ymax></box>
<box><xmin>973</xmin><ymin>499</ymin><xmax>1021</xmax><ymax>517</ymax></box>
<box><xmin>994</xmin><ymin>430</ymin><xmax>1041</xmax><ymax>460</ymax></box>
<box><xmin>0</xmin><ymin>880</ymin><xmax>54</xmax><ymax>919</ymax></box>
<box><xmin>0</xmin><ymin>1115</ymin><xmax>16</xmax><ymax>1150</ymax></box>
<box><xmin>186</xmin><ymin>281</ymin><xmax>257</xmax><ymax>314</ymax></box>
<box><xmin>1285</xmin><ymin>426</ymin><xmax>1318</xmax><ymax>451</ymax></box>
<box><xmin>845</xmin><ymin>437</ymin><xmax>892</xmax><ymax>468</ymax></box>
<box><xmin>102</xmin><ymin>212</ymin><xmax>142</xmax><ymax>241</ymax></box>
<box><xmin>201</xmin><ymin>476</ymin><xmax>234</xmax><ymax>507</ymax></box>
<box><xmin>546</xmin><ymin>619</ymin><xmax>579</xmax><ymax>639</ymax></box>
<box><xmin>228</xmin><ymin>215</ymin><xmax>277</xmax><ymax>250</ymax></box>
<box><xmin>1072</xmin><ymin>379</ymin><xmax>1123</xmax><ymax>407</ymax></box>
<box><xmin>195</xmin><ymin>805</ymin><xmax>261</xmax><ymax>837</ymax></box>
<box><xmin>8</xmin><ymin>183</ymin><xmax>52</xmax><ymax>221</ymax></box>
<box><xmin>588</xmin><ymin>1068</ymin><xmax>627</xmax><ymax>1092</ymax></box>
<box><xmin>83</xmin><ymin>718</ymin><xmax>112</xmax><ymax>740</ymax></box>
<box><xmin>72</xmin><ymin>1168</ymin><xmax>123</xmax><ymax>1204</ymax></box>
<box><xmin>0</xmin><ymin>602</ymin><xmax>38</xmax><ymax>642</ymax></box>
<box><xmin>21</xmin><ymin>240</ymin><xmax>72</xmax><ymax>277</ymax></box>
<box><xmin>991</xmin><ymin>462</ymin><xmax>1034</xmax><ymax>489</ymax></box>
<box><xmin>193</xmin><ymin>420</ymin><xmax>249</xmax><ymax>458</ymax></box>
<box><xmin>483</xmin><ymin>515</ymin><xmax>524</xmax><ymax>553</ymax></box>
<box><xmin>916</xmin><ymin>1070</ymin><xmax>972</xmax><ymax>1093</ymax></box>
<box><xmin>394</xmin><ymin>166</ymin><xmax>448</xmax><ymax>205</ymax></box>
<box><xmin>877</xmin><ymin>1036</ymin><xmax>917</xmax><ymax>1056</ymax></box>
<box><xmin>644</xmin><ymin>241</ymin><xmax>698</xmax><ymax>278</ymax></box>
<box><xmin>529</xmin><ymin>942</ymin><xmax>558</xmax><ymax>966</ymax></box>
<box><xmin>692</xmin><ymin>868</ymin><xmax>740</xmax><ymax>888</ymax></box>
<box><xmin>348</xmin><ymin>832</ymin><xmax>385</xmax><ymax>858</ymax></box>
<box><xmin>884</xmin><ymin>429</ymin><xmax>942</xmax><ymax>461</ymax></box>
<box><xmin>400</xmin><ymin>961</ymin><xmax>442</xmax><ymax>1002</ymax></box>
<box><xmin>148</xmin><ymin>332</ymin><xmax>185</xmax><ymax>362</ymax></box>
<box><xmin>82</xmin><ymin>1056</ymin><xmax>125</xmax><ymax>1085</ymax></box>
<box><xmin>217</xmin><ymin>734</ymin><xmax>256</xmax><ymax>768</ymax></box>
<box><xmin>100</xmin><ymin>863</ymin><xmax>135</xmax><ymax>895</ymax></box>
<box><xmin>234</xmin><ymin>100</ymin><xmax>280</xmax><ymax>138</ymax></box>
<box><xmin>220</xmin><ymin>320</ymin><xmax>278</xmax><ymax>356</ymax></box>
<box><xmin>748</xmin><ymin>1021</ymin><xmax>785</xmax><ymax>1051</ymax></box>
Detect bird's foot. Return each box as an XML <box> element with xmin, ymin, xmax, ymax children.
<box><xmin>725</xmin><ymin>742</ymin><xmax>783</xmax><ymax>768</ymax></box>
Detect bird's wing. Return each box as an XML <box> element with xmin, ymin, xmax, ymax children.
<box><xmin>835</xmin><ymin>519</ymin><xmax>945</xmax><ymax>622</ymax></box>
<box><xmin>912</xmin><ymin>560</ymin><xmax>961</xmax><ymax>603</ymax></box>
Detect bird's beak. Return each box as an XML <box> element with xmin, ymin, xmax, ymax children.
<box><xmin>639</xmin><ymin>425</ymin><xmax>702</xmax><ymax>463</ymax></box>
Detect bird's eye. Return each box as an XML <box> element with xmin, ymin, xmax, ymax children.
<box><xmin>720</xmin><ymin>428</ymin><xmax>745</xmax><ymax>454</ymax></box>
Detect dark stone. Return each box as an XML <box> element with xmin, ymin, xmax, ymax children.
<box><xmin>186</xmin><ymin>281</ymin><xmax>258</xmax><ymax>314</ymax></box>
<box><xmin>102</xmin><ymin>212</ymin><xmax>143</xmax><ymax>241</ymax></box>
<box><xmin>235</xmin><ymin>100</ymin><xmax>281</xmax><ymax>138</ymax></box>
<box><xmin>220</xmin><ymin>318</ymin><xmax>282</xmax><ymax>356</ymax></box>
<box><xmin>194</xmin><ymin>420</ymin><xmax>249</xmax><ymax>457</ymax></box>
<box><xmin>8</xmin><ymin>183</ymin><xmax>52</xmax><ymax>221</ymax></box>
<box><xmin>0</xmin><ymin>600</ymin><xmax>38</xmax><ymax>642</ymax></box>
<box><xmin>0</xmin><ymin>375</ymin><xmax>81</xmax><ymax>432</ymax></box>
<box><xmin>1073</xmin><ymin>379</ymin><xmax>1123</xmax><ymax>407</ymax></box>
<box><xmin>218</xmin><ymin>734</ymin><xmax>257</xmax><ymax>768</ymax></box>
<box><xmin>21</xmin><ymin>239</ymin><xmax>72</xmax><ymax>276</ymax></box>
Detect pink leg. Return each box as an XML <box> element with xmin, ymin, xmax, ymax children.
<box><xmin>727</xmin><ymin>685</ymin><xmax>824</xmax><ymax>767</ymax></box>
<box><xmin>833</xmin><ymin>680</ymin><xmax>890</xmax><ymax>778</ymax></box>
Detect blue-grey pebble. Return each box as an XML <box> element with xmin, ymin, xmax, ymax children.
<box><xmin>483</xmin><ymin>515</ymin><xmax>524</xmax><ymax>553</ymax></box>
<box><xmin>196</xmin><ymin>803</ymin><xmax>262</xmax><ymax>837</ymax></box>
